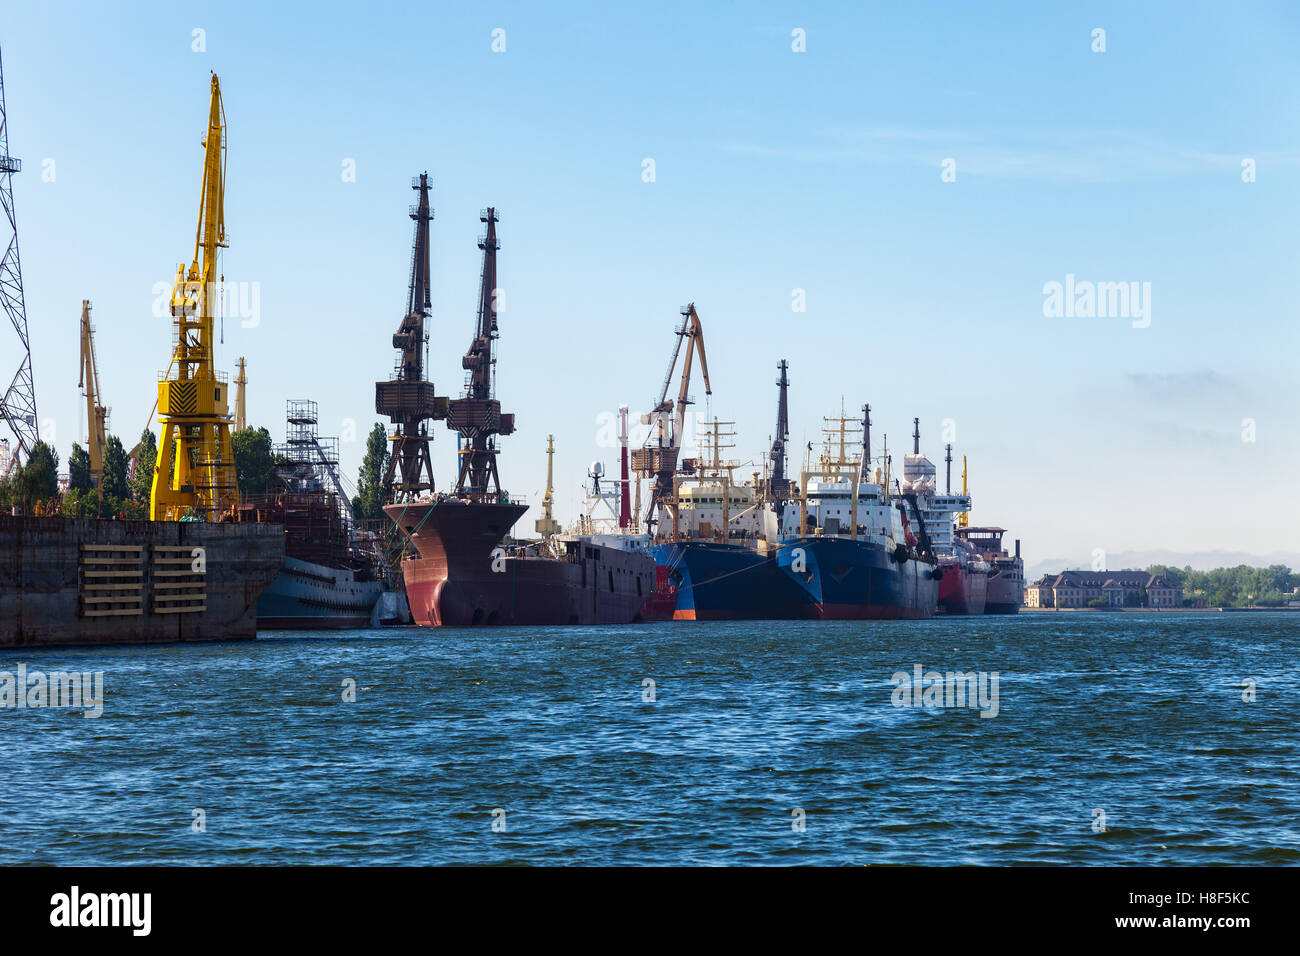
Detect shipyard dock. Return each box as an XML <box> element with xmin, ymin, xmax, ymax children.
<box><xmin>0</xmin><ymin>515</ymin><xmax>284</xmax><ymax>648</ymax></box>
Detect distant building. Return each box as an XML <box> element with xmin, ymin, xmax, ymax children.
<box><xmin>1025</xmin><ymin>570</ymin><xmax>1182</xmax><ymax>609</ymax></box>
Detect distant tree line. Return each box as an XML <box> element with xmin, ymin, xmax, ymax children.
<box><xmin>0</xmin><ymin>424</ymin><xmax>293</xmax><ymax>520</ymax></box>
<box><xmin>1148</xmin><ymin>564</ymin><xmax>1300</xmax><ymax>608</ymax></box>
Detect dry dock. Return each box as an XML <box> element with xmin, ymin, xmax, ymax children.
<box><xmin>1</xmin><ymin>515</ymin><xmax>283</xmax><ymax>648</ymax></box>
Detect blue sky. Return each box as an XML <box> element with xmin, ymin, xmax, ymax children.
<box><xmin>3</xmin><ymin>1</ymin><xmax>1298</xmax><ymax>565</ymax></box>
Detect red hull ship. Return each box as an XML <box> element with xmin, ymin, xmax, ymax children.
<box><xmin>937</xmin><ymin>554</ymin><xmax>988</xmax><ymax>615</ymax></box>
<box><xmin>386</xmin><ymin>499</ymin><xmax>654</xmax><ymax>626</ymax></box>
<box><xmin>378</xmin><ymin>198</ymin><xmax>654</xmax><ymax>626</ymax></box>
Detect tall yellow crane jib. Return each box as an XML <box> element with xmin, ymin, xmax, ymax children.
<box><xmin>78</xmin><ymin>299</ymin><xmax>108</xmax><ymax>489</ymax></box>
<box><xmin>535</xmin><ymin>434</ymin><xmax>559</xmax><ymax>536</ymax></box>
<box><xmin>151</xmin><ymin>73</ymin><xmax>238</xmax><ymax>521</ymax></box>
<box><xmin>958</xmin><ymin>455</ymin><xmax>969</xmax><ymax>529</ymax></box>
<box><xmin>234</xmin><ymin>357</ymin><xmax>247</xmax><ymax>432</ymax></box>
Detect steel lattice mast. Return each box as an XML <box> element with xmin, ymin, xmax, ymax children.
<box><xmin>375</xmin><ymin>172</ymin><xmax>447</xmax><ymax>502</ymax></box>
<box><xmin>0</xmin><ymin>44</ymin><xmax>38</xmax><ymax>473</ymax></box>
<box><xmin>446</xmin><ymin>207</ymin><xmax>515</xmax><ymax>501</ymax></box>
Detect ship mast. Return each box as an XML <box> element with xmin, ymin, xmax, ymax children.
<box><xmin>618</xmin><ymin>405</ymin><xmax>632</xmax><ymax>529</ymax></box>
<box><xmin>860</xmin><ymin>404</ymin><xmax>872</xmax><ymax>483</ymax></box>
<box><xmin>767</xmin><ymin>359</ymin><xmax>790</xmax><ymax>505</ymax></box>
<box><xmin>446</xmin><ymin>207</ymin><xmax>515</xmax><ymax>501</ymax></box>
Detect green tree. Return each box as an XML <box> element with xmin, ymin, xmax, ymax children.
<box><xmin>102</xmin><ymin>435</ymin><xmax>130</xmax><ymax>500</ymax></box>
<box><xmin>352</xmin><ymin>422</ymin><xmax>390</xmax><ymax>520</ymax></box>
<box><xmin>129</xmin><ymin>428</ymin><xmax>158</xmax><ymax>502</ymax></box>
<box><xmin>232</xmin><ymin>426</ymin><xmax>277</xmax><ymax>497</ymax></box>
<box><xmin>11</xmin><ymin>440</ymin><xmax>59</xmax><ymax>509</ymax></box>
<box><xmin>68</xmin><ymin>442</ymin><xmax>92</xmax><ymax>493</ymax></box>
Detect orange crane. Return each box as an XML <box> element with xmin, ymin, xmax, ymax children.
<box><xmin>77</xmin><ymin>299</ymin><xmax>108</xmax><ymax>489</ymax></box>
<box><xmin>631</xmin><ymin>303</ymin><xmax>711</xmax><ymax>534</ymax></box>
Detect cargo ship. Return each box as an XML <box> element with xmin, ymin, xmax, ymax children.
<box><xmin>629</xmin><ymin>309</ymin><xmax>799</xmax><ymax>621</ymax></box>
<box><xmin>1</xmin><ymin>514</ymin><xmax>283</xmax><ymax>648</ymax></box>
<box><xmin>565</xmin><ymin>442</ymin><xmax>677</xmax><ymax>621</ymax></box>
<box><xmin>773</xmin><ymin>403</ymin><xmax>939</xmax><ymax>619</ymax></box>
<box><xmin>898</xmin><ymin>422</ymin><xmax>987</xmax><ymax>616</ymax></box>
<box><xmin>959</xmin><ymin>526</ymin><xmax>1023</xmax><ymax>614</ymax></box>
<box><xmin>383</xmin><ymin>204</ymin><xmax>655</xmax><ymax>626</ymax></box>
<box><xmin>936</xmin><ymin>543</ymin><xmax>988</xmax><ymax>615</ymax></box>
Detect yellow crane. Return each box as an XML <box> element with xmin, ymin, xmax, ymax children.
<box><xmin>535</xmin><ymin>434</ymin><xmax>560</xmax><ymax>537</ymax></box>
<box><xmin>958</xmin><ymin>455</ymin><xmax>969</xmax><ymax>528</ymax></box>
<box><xmin>234</xmin><ymin>357</ymin><xmax>247</xmax><ymax>432</ymax></box>
<box><xmin>77</xmin><ymin>299</ymin><xmax>108</xmax><ymax>489</ymax></box>
<box><xmin>151</xmin><ymin>74</ymin><xmax>238</xmax><ymax>521</ymax></box>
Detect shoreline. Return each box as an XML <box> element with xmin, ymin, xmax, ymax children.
<box><xmin>1020</xmin><ymin>606</ymin><xmax>1299</xmax><ymax>613</ymax></box>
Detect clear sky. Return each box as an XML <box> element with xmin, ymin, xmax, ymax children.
<box><xmin>2</xmin><ymin>1</ymin><xmax>1297</xmax><ymax>565</ymax></box>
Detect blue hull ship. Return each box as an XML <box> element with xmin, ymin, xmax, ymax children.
<box><xmin>777</xmin><ymin>536</ymin><xmax>938</xmax><ymax>619</ymax></box>
<box><xmin>649</xmin><ymin>541</ymin><xmax>801</xmax><ymax>620</ymax></box>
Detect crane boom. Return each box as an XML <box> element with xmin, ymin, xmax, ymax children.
<box><xmin>631</xmin><ymin>302</ymin><xmax>712</xmax><ymax>534</ymax></box>
<box><xmin>958</xmin><ymin>455</ymin><xmax>969</xmax><ymax>528</ymax></box>
<box><xmin>78</xmin><ymin>299</ymin><xmax>107</xmax><ymax>488</ymax></box>
<box><xmin>535</xmin><ymin>434</ymin><xmax>559</xmax><ymax>537</ymax></box>
<box><xmin>234</xmin><ymin>357</ymin><xmax>247</xmax><ymax>432</ymax></box>
<box><xmin>150</xmin><ymin>73</ymin><xmax>238</xmax><ymax>521</ymax></box>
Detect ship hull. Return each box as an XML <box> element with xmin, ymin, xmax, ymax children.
<box><xmin>0</xmin><ymin>515</ymin><xmax>283</xmax><ymax>648</ymax></box>
<box><xmin>937</xmin><ymin>562</ymin><xmax>988</xmax><ymax>615</ymax></box>
<box><xmin>256</xmin><ymin>555</ymin><xmax>385</xmax><ymax>630</ymax></box>
<box><xmin>778</xmin><ymin>536</ymin><xmax>939</xmax><ymax>620</ymax></box>
<box><xmin>984</xmin><ymin>564</ymin><xmax>1023</xmax><ymax>615</ymax></box>
<box><xmin>649</xmin><ymin>540</ymin><xmax>801</xmax><ymax>621</ymax></box>
<box><xmin>387</xmin><ymin>499</ymin><xmax>655</xmax><ymax>626</ymax></box>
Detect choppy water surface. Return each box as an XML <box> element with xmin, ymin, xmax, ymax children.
<box><xmin>2</xmin><ymin>612</ymin><xmax>1297</xmax><ymax>865</ymax></box>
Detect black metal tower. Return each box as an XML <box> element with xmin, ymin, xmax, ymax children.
<box><xmin>375</xmin><ymin>172</ymin><xmax>446</xmax><ymax>502</ymax></box>
<box><xmin>446</xmin><ymin>207</ymin><xmax>515</xmax><ymax>501</ymax></box>
<box><xmin>767</xmin><ymin>359</ymin><xmax>790</xmax><ymax>509</ymax></box>
<box><xmin>0</xmin><ymin>45</ymin><xmax>37</xmax><ymax>474</ymax></box>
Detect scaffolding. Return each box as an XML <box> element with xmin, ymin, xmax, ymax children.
<box><xmin>274</xmin><ymin>400</ymin><xmax>351</xmax><ymax>535</ymax></box>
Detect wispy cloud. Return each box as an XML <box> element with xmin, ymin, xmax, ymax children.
<box><xmin>721</xmin><ymin>125</ymin><xmax>1300</xmax><ymax>181</ymax></box>
<box><xmin>1126</xmin><ymin>369</ymin><xmax>1240</xmax><ymax>401</ymax></box>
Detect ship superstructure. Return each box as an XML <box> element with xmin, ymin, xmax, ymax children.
<box><xmin>901</xmin><ymin>421</ymin><xmax>987</xmax><ymax>615</ymax></box>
